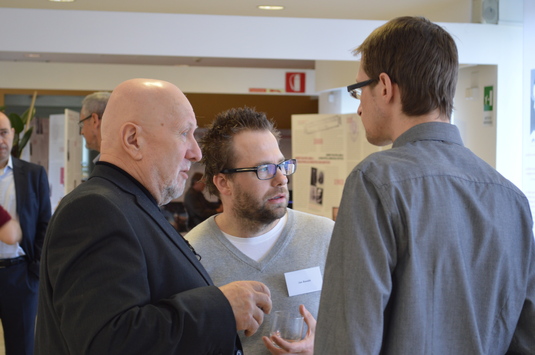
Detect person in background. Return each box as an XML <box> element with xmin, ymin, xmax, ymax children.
<box><xmin>78</xmin><ymin>91</ymin><xmax>111</xmax><ymax>159</ymax></box>
<box><xmin>188</xmin><ymin>107</ymin><xmax>334</xmax><ymax>355</ymax></box>
<box><xmin>314</xmin><ymin>16</ymin><xmax>535</xmax><ymax>354</ymax></box>
<box><xmin>35</xmin><ymin>79</ymin><xmax>271</xmax><ymax>354</ymax></box>
<box><xmin>0</xmin><ymin>205</ymin><xmax>22</xmax><ymax>245</ymax></box>
<box><xmin>184</xmin><ymin>172</ymin><xmax>222</xmax><ymax>230</ymax></box>
<box><xmin>0</xmin><ymin>112</ymin><xmax>51</xmax><ymax>355</ymax></box>
<box><xmin>160</xmin><ymin>207</ymin><xmax>179</xmax><ymax>232</ymax></box>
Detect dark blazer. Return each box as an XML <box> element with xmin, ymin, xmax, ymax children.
<box><xmin>12</xmin><ymin>157</ymin><xmax>51</xmax><ymax>278</ymax></box>
<box><xmin>35</xmin><ymin>163</ymin><xmax>240</xmax><ymax>355</ymax></box>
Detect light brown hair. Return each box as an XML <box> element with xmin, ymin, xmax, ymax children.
<box><xmin>355</xmin><ymin>16</ymin><xmax>458</xmax><ymax>119</ymax></box>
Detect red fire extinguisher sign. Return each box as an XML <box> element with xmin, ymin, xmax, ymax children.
<box><xmin>286</xmin><ymin>72</ymin><xmax>306</xmax><ymax>93</ymax></box>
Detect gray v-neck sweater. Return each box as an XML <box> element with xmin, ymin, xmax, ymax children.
<box><xmin>187</xmin><ymin>208</ymin><xmax>334</xmax><ymax>354</ymax></box>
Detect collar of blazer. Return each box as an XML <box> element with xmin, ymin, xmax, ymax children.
<box><xmin>91</xmin><ymin>163</ymin><xmax>214</xmax><ymax>286</ymax></box>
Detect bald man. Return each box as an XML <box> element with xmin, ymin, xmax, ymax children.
<box><xmin>35</xmin><ymin>79</ymin><xmax>271</xmax><ymax>355</ymax></box>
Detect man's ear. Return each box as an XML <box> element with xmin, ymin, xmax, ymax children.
<box><xmin>94</xmin><ymin>113</ymin><xmax>102</xmax><ymax>129</ymax></box>
<box><xmin>213</xmin><ymin>173</ymin><xmax>232</xmax><ymax>196</ymax></box>
<box><xmin>120</xmin><ymin>122</ymin><xmax>143</xmax><ymax>160</ymax></box>
<box><xmin>378</xmin><ymin>72</ymin><xmax>395</xmax><ymax>103</ymax></box>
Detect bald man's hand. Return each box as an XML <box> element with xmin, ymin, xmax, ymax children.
<box><xmin>219</xmin><ymin>281</ymin><xmax>272</xmax><ymax>336</ymax></box>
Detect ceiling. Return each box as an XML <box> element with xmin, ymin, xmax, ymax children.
<box><xmin>0</xmin><ymin>0</ymin><xmax>474</xmax><ymax>69</ymax></box>
<box><xmin>0</xmin><ymin>0</ymin><xmax>473</xmax><ymax>21</ymax></box>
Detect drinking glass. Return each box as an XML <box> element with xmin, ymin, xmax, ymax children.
<box><xmin>269</xmin><ymin>310</ymin><xmax>304</xmax><ymax>344</ymax></box>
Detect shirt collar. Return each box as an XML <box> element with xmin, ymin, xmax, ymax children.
<box><xmin>393</xmin><ymin>122</ymin><xmax>464</xmax><ymax>149</ymax></box>
<box><xmin>1</xmin><ymin>156</ymin><xmax>13</xmax><ymax>174</ymax></box>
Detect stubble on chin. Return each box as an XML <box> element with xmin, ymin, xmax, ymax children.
<box><xmin>160</xmin><ymin>181</ymin><xmax>185</xmax><ymax>206</ymax></box>
<box><xmin>236</xmin><ymin>198</ymin><xmax>287</xmax><ymax>225</ymax></box>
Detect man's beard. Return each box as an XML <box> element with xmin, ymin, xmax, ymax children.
<box><xmin>233</xmin><ymin>186</ymin><xmax>287</xmax><ymax>226</ymax></box>
<box><xmin>160</xmin><ymin>182</ymin><xmax>184</xmax><ymax>206</ymax></box>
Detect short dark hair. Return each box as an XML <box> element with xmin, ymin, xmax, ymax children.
<box><xmin>355</xmin><ymin>16</ymin><xmax>458</xmax><ymax>119</ymax></box>
<box><xmin>199</xmin><ymin>106</ymin><xmax>280</xmax><ymax>197</ymax></box>
<box><xmin>190</xmin><ymin>172</ymin><xmax>204</xmax><ymax>186</ymax></box>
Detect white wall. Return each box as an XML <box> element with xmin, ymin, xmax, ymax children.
<box><xmin>0</xmin><ymin>62</ymin><xmax>315</xmax><ymax>95</ymax></box>
<box><xmin>454</xmin><ymin>65</ymin><xmax>498</xmax><ymax>168</ymax></box>
<box><xmin>0</xmin><ymin>8</ymin><xmax>524</xmax><ymax>188</ymax></box>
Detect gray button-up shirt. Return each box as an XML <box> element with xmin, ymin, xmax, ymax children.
<box><xmin>316</xmin><ymin>122</ymin><xmax>535</xmax><ymax>354</ymax></box>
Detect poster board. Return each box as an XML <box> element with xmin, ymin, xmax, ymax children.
<box><xmin>48</xmin><ymin>109</ymin><xmax>83</xmax><ymax>211</ymax></box>
<box><xmin>291</xmin><ymin>113</ymin><xmax>388</xmax><ymax>219</ymax></box>
<box><xmin>64</xmin><ymin>109</ymin><xmax>83</xmax><ymax>193</ymax></box>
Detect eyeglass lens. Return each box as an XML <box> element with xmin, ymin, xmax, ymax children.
<box><xmin>350</xmin><ymin>88</ymin><xmax>362</xmax><ymax>100</ymax></box>
<box><xmin>257</xmin><ymin>160</ymin><xmax>296</xmax><ymax>180</ymax></box>
<box><xmin>78</xmin><ymin>115</ymin><xmax>91</xmax><ymax>129</ymax></box>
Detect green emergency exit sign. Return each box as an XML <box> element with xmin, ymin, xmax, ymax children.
<box><xmin>484</xmin><ymin>86</ymin><xmax>494</xmax><ymax>112</ymax></box>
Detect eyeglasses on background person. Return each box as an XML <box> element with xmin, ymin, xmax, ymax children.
<box><xmin>220</xmin><ymin>159</ymin><xmax>297</xmax><ymax>180</ymax></box>
<box><xmin>78</xmin><ymin>114</ymin><xmax>92</xmax><ymax>134</ymax></box>
<box><xmin>347</xmin><ymin>79</ymin><xmax>376</xmax><ymax>100</ymax></box>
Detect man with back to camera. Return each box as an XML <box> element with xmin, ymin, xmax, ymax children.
<box><xmin>35</xmin><ymin>79</ymin><xmax>272</xmax><ymax>354</ymax></box>
<box><xmin>314</xmin><ymin>16</ymin><xmax>535</xmax><ymax>354</ymax></box>
<box><xmin>0</xmin><ymin>111</ymin><xmax>51</xmax><ymax>355</ymax></box>
<box><xmin>187</xmin><ymin>107</ymin><xmax>334</xmax><ymax>355</ymax></box>
<box><xmin>78</xmin><ymin>91</ymin><xmax>110</xmax><ymax>159</ymax></box>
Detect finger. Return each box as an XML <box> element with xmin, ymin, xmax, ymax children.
<box><xmin>256</xmin><ymin>291</ymin><xmax>273</xmax><ymax>314</ymax></box>
<box><xmin>252</xmin><ymin>305</ymin><xmax>265</xmax><ymax>328</ymax></box>
<box><xmin>244</xmin><ymin>324</ymin><xmax>259</xmax><ymax>337</ymax></box>
<box><xmin>266</xmin><ymin>334</ymin><xmax>292</xmax><ymax>353</ymax></box>
<box><xmin>251</xmin><ymin>280</ymin><xmax>272</xmax><ymax>298</ymax></box>
<box><xmin>262</xmin><ymin>336</ymin><xmax>284</xmax><ymax>354</ymax></box>
<box><xmin>299</xmin><ymin>305</ymin><xmax>316</xmax><ymax>334</ymax></box>
<box><xmin>244</xmin><ymin>306</ymin><xmax>266</xmax><ymax>337</ymax></box>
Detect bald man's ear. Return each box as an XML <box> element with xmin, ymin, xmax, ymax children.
<box><xmin>213</xmin><ymin>173</ymin><xmax>232</xmax><ymax>197</ymax></box>
<box><xmin>120</xmin><ymin>122</ymin><xmax>143</xmax><ymax>160</ymax></box>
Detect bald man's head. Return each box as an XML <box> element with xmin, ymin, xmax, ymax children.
<box><xmin>99</xmin><ymin>78</ymin><xmax>202</xmax><ymax>205</ymax></box>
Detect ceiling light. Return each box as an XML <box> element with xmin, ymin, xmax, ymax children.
<box><xmin>25</xmin><ymin>54</ymin><xmax>41</xmax><ymax>58</ymax></box>
<box><xmin>258</xmin><ymin>5</ymin><xmax>284</xmax><ymax>10</ymax></box>
<box><xmin>49</xmin><ymin>0</ymin><xmax>75</xmax><ymax>2</ymax></box>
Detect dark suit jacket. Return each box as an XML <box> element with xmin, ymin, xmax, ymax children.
<box><xmin>35</xmin><ymin>163</ymin><xmax>240</xmax><ymax>354</ymax></box>
<box><xmin>12</xmin><ymin>157</ymin><xmax>51</xmax><ymax>279</ymax></box>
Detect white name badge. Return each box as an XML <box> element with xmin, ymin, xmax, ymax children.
<box><xmin>284</xmin><ymin>266</ymin><xmax>323</xmax><ymax>297</ymax></box>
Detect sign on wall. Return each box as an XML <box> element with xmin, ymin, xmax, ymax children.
<box><xmin>286</xmin><ymin>72</ymin><xmax>306</xmax><ymax>93</ymax></box>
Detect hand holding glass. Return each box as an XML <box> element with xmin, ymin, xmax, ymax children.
<box><xmin>269</xmin><ymin>311</ymin><xmax>304</xmax><ymax>344</ymax></box>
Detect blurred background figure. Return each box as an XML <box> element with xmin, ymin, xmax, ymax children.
<box><xmin>0</xmin><ymin>112</ymin><xmax>51</xmax><ymax>355</ymax></box>
<box><xmin>184</xmin><ymin>172</ymin><xmax>222</xmax><ymax>230</ymax></box>
<box><xmin>78</xmin><ymin>91</ymin><xmax>111</xmax><ymax>162</ymax></box>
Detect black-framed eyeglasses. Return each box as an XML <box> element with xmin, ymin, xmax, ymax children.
<box><xmin>78</xmin><ymin>114</ymin><xmax>92</xmax><ymax>132</ymax></box>
<box><xmin>347</xmin><ymin>79</ymin><xmax>376</xmax><ymax>100</ymax></box>
<box><xmin>220</xmin><ymin>159</ymin><xmax>297</xmax><ymax>180</ymax></box>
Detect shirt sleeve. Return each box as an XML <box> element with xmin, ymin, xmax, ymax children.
<box><xmin>0</xmin><ymin>205</ymin><xmax>12</xmax><ymax>227</ymax></box>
